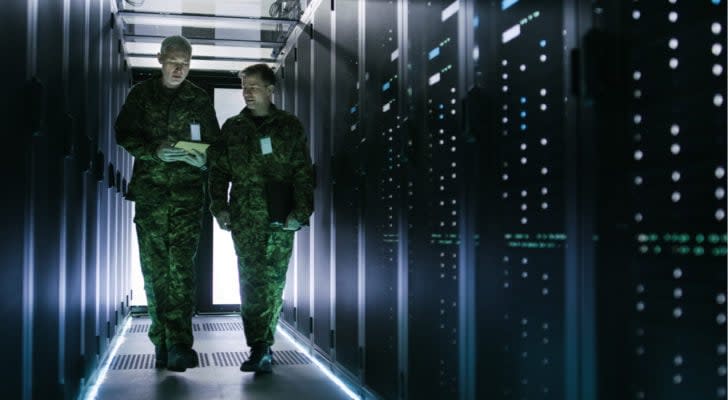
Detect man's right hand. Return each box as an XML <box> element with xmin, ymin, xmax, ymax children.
<box><xmin>215</xmin><ymin>210</ymin><xmax>232</xmax><ymax>231</ymax></box>
<box><xmin>156</xmin><ymin>142</ymin><xmax>188</xmax><ymax>162</ymax></box>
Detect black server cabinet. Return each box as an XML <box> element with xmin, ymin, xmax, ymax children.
<box><xmin>407</xmin><ymin>2</ymin><xmax>464</xmax><ymax>399</ymax></box>
<box><xmin>594</xmin><ymin>2</ymin><xmax>728</xmax><ymax>399</ymax></box>
<box><xmin>281</xmin><ymin>51</ymin><xmax>298</xmax><ymax>326</ymax></box>
<box><xmin>362</xmin><ymin>0</ymin><xmax>401</xmax><ymax>398</ymax></box>
<box><xmin>1</xmin><ymin>0</ymin><xmax>28</xmax><ymax>398</ymax></box>
<box><xmin>295</xmin><ymin>25</ymin><xmax>313</xmax><ymax>339</ymax></box>
<box><xmin>312</xmin><ymin>4</ymin><xmax>334</xmax><ymax>357</ymax></box>
<box><xmin>475</xmin><ymin>1</ymin><xmax>570</xmax><ymax>399</ymax></box>
<box><xmin>333</xmin><ymin>0</ymin><xmax>363</xmax><ymax>378</ymax></box>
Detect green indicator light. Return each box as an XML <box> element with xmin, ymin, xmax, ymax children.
<box><xmin>639</xmin><ymin>246</ymin><xmax>649</xmax><ymax>254</ymax></box>
<box><xmin>654</xmin><ymin>246</ymin><xmax>662</xmax><ymax>254</ymax></box>
<box><xmin>649</xmin><ymin>234</ymin><xmax>659</xmax><ymax>242</ymax></box>
<box><xmin>713</xmin><ymin>247</ymin><xmax>728</xmax><ymax>256</ymax></box>
<box><xmin>696</xmin><ymin>234</ymin><xmax>705</xmax><ymax>243</ymax></box>
<box><xmin>709</xmin><ymin>234</ymin><xmax>720</xmax><ymax>243</ymax></box>
<box><xmin>677</xmin><ymin>246</ymin><xmax>691</xmax><ymax>255</ymax></box>
<box><xmin>693</xmin><ymin>246</ymin><xmax>705</xmax><ymax>256</ymax></box>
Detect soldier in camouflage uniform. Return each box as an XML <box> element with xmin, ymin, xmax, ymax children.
<box><xmin>115</xmin><ymin>35</ymin><xmax>220</xmax><ymax>372</ymax></box>
<box><xmin>208</xmin><ymin>64</ymin><xmax>314</xmax><ymax>373</ymax></box>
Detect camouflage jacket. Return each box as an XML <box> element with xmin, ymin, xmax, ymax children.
<box><xmin>208</xmin><ymin>105</ymin><xmax>314</xmax><ymax>227</ymax></box>
<box><xmin>115</xmin><ymin>76</ymin><xmax>220</xmax><ymax>204</ymax></box>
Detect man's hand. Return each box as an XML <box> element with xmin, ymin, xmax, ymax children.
<box><xmin>180</xmin><ymin>149</ymin><xmax>207</xmax><ymax>169</ymax></box>
<box><xmin>283</xmin><ymin>215</ymin><xmax>301</xmax><ymax>231</ymax></box>
<box><xmin>156</xmin><ymin>142</ymin><xmax>188</xmax><ymax>162</ymax></box>
<box><xmin>216</xmin><ymin>210</ymin><xmax>231</xmax><ymax>231</ymax></box>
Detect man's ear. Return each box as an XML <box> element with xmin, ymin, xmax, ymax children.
<box><xmin>157</xmin><ymin>52</ymin><xmax>163</xmax><ymax>65</ymax></box>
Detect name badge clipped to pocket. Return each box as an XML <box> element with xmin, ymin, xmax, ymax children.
<box><xmin>260</xmin><ymin>137</ymin><xmax>273</xmax><ymax>155</ymax></box>
<box><xmin>190</xmin><ymin>123</ymin><xmax>201</xmax><ymax>141</ymax></box>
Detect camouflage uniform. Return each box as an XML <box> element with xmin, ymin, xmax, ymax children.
<box><xmin>115</xmin><ymin>76</ymin><xmax>220</xmax><ymax>349</ymax></box>
<box><xmin>208</xmin><ymin>105</ymin><xmax>314</xmax><ymax>347</ymax></box>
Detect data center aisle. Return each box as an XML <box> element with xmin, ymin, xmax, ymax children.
<box><xmin>92</xmin><ymin>315</ymin><xmax>351</xmax><ymax>400</ymax></box>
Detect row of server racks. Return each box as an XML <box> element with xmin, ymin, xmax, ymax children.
<box><xmin>2</xmin><ymin>0</ymin><xmax>726</xmax><ymax>399</ymax></box>
<box><xmin>276</xmin><ymin>1</ymin><xmax>727</xmax><ymax>400</ymax></box>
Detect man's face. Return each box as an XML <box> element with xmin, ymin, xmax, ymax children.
<box><xmin>158</xmin><ymin>50</ymin><xmax>190</xmax><ymax>88</ymax></box>
<box><xmin>241</xmin><ymin>74</ymin><xmax>273</xmax><ymax>110</ymax></box>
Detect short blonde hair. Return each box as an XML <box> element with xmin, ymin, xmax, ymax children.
<box><xmin>160</xmin><ymin>35</ymin><xmax>192</xmax><ymax>58</ymax></box>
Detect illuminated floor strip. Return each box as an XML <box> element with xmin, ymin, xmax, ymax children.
<box><xmin>81</xmin><ymin>316</ymin><xmax>133</xmax><ymax>400</ymax></box>
<box><xmin>277</xmin><ymin>326</ymin><xmax>361</xmax><ymax>400</ymax></box>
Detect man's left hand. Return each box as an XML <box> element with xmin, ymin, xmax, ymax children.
<box><xmin>181</xmin><ymin>149</ymin><xmax>207</xmax><ymax>169</ymax></box>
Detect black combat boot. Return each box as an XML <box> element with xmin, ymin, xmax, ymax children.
<box><xmin>167</xmin><ymin>343</ymin><xmax>199</xmax><ymax>372</ymax></box>
<box><xmin>240</xmin><ymin>343</ymin><xmax>272</xmax><ymax>373</ymax></box>
<box><xmin>154</xmin><ymin>343</ymin><xmax>168</xmax><ymax>368</ymax></box>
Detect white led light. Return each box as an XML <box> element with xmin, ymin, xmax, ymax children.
<box><xmin>520</xmin><ymin>64</ymin><xmax>526</xmax><ymax>71</ymax></box>
<box><xmin>674</xmin><ymin>288</ymin><xmax>683</xmax><ymax>298</ymax></box>
<box><xmin>671</xmin><ymin>124</ymin><xmax>680</xmax><ymax>135</ymax></box>
<box><xmin>673</xmin><ymin>308</ymin><xmax>683</xmax><ymax>318</ymax></box>
<box><xmin>520</xmin><ymin>143</ymin><xmax>527</xmax><ymax>150</ymax></box>
<box><xmin>541</xmin><ymin>187</ymin><xmax>548</xmax><ymax>195</ymax></box>
<box><xmin>633</xmin><ymin>70</ymin><xmax>642</xmax><ymax>80</ymax></box>
<box><xmin>668</xmin><ymin>11</ymin><xmax>678</xmax><ymax>23</ymax></box>
<box><xmin>502</xmin><ymin>85</ymin><xmax>509</xmax><ymax>92</ymax></box>
<box><xmin>541</xmin><ymin>138</ymin><xmax>548</xmax><ymax>145</ymax></box>
<box><xmin>674</xmin><ymin>355</ymin><xmax>683</xmax><ymax>366</ymax></box>
<box><xmin>502</xmin><ymin>59</ymin><xmax>508</xmax><ymax>66</ymax></box>
<box><xmin>669</xmin><ymin>58</ymin><xmax>679</xmax><ymax>69</ymax></box>
<box><xmin>714</xmin><ymin>94</ymin><xmax>724</xmax><ymax>107</ymax></box>
<box><xmin>716</xmin><ymin>187</ymin><xmax>725</xmax><ymax>199</ymax></box>
<box><xmin>636</xmin><ymin>301</ymin><xmax>645</xmax><ymax>311</ymax></box>
<box><xmin>502</xmin><ymin>73</ymin><xmax>509</xmax><ymax>80</ymax></box>
<box><xmin>671</xmin><ymin>191</ymin><xmax>681</xmax><ymax>202</ymax></box>
<box><xmin>521</xmin><ymin>190</ymin><xmax>528</xmax><ymax>197</ymax></box>
<box><xmin>632</xmin><ymin>10</ymin><xmax>641</xmax><ymax>20</ymax></box>
<box><xmin>634</xmin><ymin>213</ymin><xmax>643</xmax><ymax>222</ymax></box>
<box><xmin>278</xmin><ymin>327</ymin><xmax>362</xmax><ymax>400</ymax></box>
<box><xmin>634</xmin><ymin>89</ymin><xmax>642</xmax><ymax>98</ymax></box>
<box><xmin>541</xmin><ymin>167</ymin><xmax>548</xmax><ymax>175</ymax></box>
<box><xmin>540</xmin><ymin>88</ymin><xmax>547</xmax><ymax>96</ymax></box>
<box><xmin>539</xmin><ymin>54</ymin><xmax>547</xmax><ymax>62</ymax></box>
<box><xmin>713</xmin><ymin>43</ymin><xmax>723</xmax><ymax>56</ymax></box>
<box><xmin>673</xmin><ymin>268</ymin><xmax>683</xmax><ymax>278</ymax></box>
<box><xmin>713</xmin><ymin>22</ymin><xmax>722</xmax><ymax>35</ymax></box>
<box><xmin>713</xmin><ymin>64</ymin><xmax>724</xmax><ymax>76</ymax></box>
<box><xmin>634</xmin><ymin>114</ymin><xmax>642</xmax><ymax>124</ymax></box>
<box><xmin>540</xmin><ymin>104</ymin><xmax>547</xmax><ymax>111</ymax></box>
<box><xmin>671</xmin><ymin>143</ymin><xmax>681</xmax><ymax>155</ymax></box>
<box><xmin>672</xmin><ymin>171</ymin><xmax>681</xmax><ymax>182</ymax></box>
<box><xmin>716</xmin><ymin>209</ymin><xmax>726</xmax><ymax>221</ymax></box>
<box><xmin>717</xmin><ymin>294</ymin><xmax>726</xmax><ymax>304</ymax></box>
<box><xmin>716</xmin><ymin>167</ymin><xmax>725</xmax><ymax>179</ymax></box>
<box><xmin>634</xmin><ymin>150</ymin><xmax>644</xmax><ymax>160</ymax></box>
<box><xmin>521</xmin><ymin>157</ymin><xmax>527</xmax><ymax>164</ymax></box>
<box><xmin>634</xmin><ymin>176</ymin><xmax>643</xmax><ymax>185</ymax></box>
<box><xmin>669</xmin><ymin>38</ymin><xmax>679</xmax><ymax>49</ymax></box>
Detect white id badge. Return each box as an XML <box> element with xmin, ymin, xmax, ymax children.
<box><xmin>190</xmin><ymin>123</ymin><xmax>201</xmax><ymax>141</ymax></box>
<box><xmin>260</xmin><ymin>137</ymin><xmax>273</xmax><ymax>155</ymax></box>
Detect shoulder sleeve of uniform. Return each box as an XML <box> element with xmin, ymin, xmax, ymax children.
<box><xmin>114</xmin><ymin>81</ymin><xmax>160</xmax><ymax>161</ymax></box>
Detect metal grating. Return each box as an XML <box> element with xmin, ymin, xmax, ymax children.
<box><xmin>108</xmin><ymin>351</ymin><xmax>309</xmax><ymax>369</ymax></box>
<box><xmin>110</xmin><ymin>354</ymin><xmax>156</xmax><ymax>370</ymax></box>
<box><xmin>129</xmin><ymin>323</ymin><xmax>202</xmax><ymax>333</ymax></box>
<box><xmin>202</xmin><ymin>322</ymin><xmax>244</xmax><ymax>332</ymax></box>
<box><xmin>128</xmin><ymin>324</ymin><xmax>149</xmax><ymax>333</ymax></box>
<box><xmin>211</xmin><ymin>350</ymin><xmax>311</xmax><ymax>367</ymax></box>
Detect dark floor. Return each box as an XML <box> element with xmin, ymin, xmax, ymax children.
<box><xmin>89</xmin><ymin>315</ymin><xmax>354</xmax><ymax>400</ymax></box>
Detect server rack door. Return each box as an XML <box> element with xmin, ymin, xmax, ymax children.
<box><xmin>595</xmin><ymin>2</ymin><xmax>728</xmax><ymax>399</ymax></box>
<box><xmin>312</xmin><ymin>4</ymin><xmax>334</xmax><ymax>357</ymax></box>
<box><xmin>475</xmin><ymin>1</ymin><xmax>570</xmax><ymax>399</ymax></box>
<box><xmin>1</xmin><ymin>1</ymin><xmax>28</xmax><ymax>397</ymax></box>
<box><xmin>362</xmin><ymin>0</ymin><xmax>401</xmax><ymax>397</ymax></box>
<box><xmin>281</xmin><ymin>51</ymin><xmax>298</xmax><ymax>326</ymax></box>
<box><xmin>294</xmin><ymin>25</ymin><xmax>313</xmax><ymax>340</ymax></box>
<box><xmin>332</xmin><ymin>0</ymin><xmax>362</xmax><ymax>378</ymax></box>
<box><xmin>407</xmin><ymin>2</ymin><xmax>464</xmax><ymax>399</ymax></box>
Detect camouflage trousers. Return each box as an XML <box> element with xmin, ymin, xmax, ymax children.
<box><xmin>134</xmin><ymin>201</ymin><xmax>202</xmax><ymax>349</ymax></box>
<box><xmin>231</xmin><ymin>226</ymin><xmax>295</xmax><ymax>347</ymax></box>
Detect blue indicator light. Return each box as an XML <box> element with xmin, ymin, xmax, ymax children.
<box><xmin>520</xmin><ymin>124</ymin><xmax>527</xmax><ymax>131</ymax></box>
<box><xmin>712</xmin><ymin>0</ymin><xmax>720</xmax><ymax>4</ymax></box>
<box><xmin>520</xmin><ymin>111</ymin><xmax>527</xmax><ymax>118</ymax></box>
<box><xmin>474</xmin><ymin>16</ymin><xmax>480</xmax><ymax>28</ymax></box>
<box><xmin>520</xmin><ymin>97</ymin><xmax>527</xmax><ymax>104</ymax></box>
<box><xmin>382</xmin><ymin>82</ymin><xmax>391</xmax><ymax>92</ymax></box>
<box><xmin>539</xmin><ymin>40</ymin><xmax>547</xmax><ymax>47</ymax></box>
<box><xmin>439</xmin><ymin>114</ymin><xmax>445</xmax><ymax>120</ymax></box>
<box><xmin>428</xmin><ymin>47</ymin><xmax>441</xmax><ymax>60</ymax></box>
<box><xmin>350</xmin><ymin>106</ymin><xmax>357</xmax><ymax>114</ymax></box>
<box><xmin>502</xmin><ymin>0</ymin><xmax>519</xmax><ymax>10</ymax></box>
<box><xmin>439</xmin><ymin>104</ymin><xmax>445</xmax><ymax>109</ymax></box>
